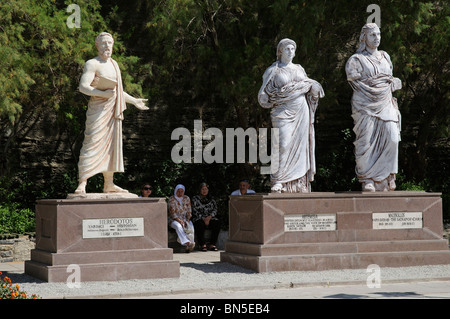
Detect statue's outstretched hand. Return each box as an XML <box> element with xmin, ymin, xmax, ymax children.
<box><xmin>134</xmin><ymin>98</ymin><xmax>149</xmax><ymax>110</ymax></box>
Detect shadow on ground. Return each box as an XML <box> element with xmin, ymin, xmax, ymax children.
<box><xmin>2</xmin><ymin>271</ymin><xmax>44</xmax><ymax>284</ymax></box>
<box><xmin>180</xmin><ymin>261</ymin><xmax>255</xmax><ymax>274</ymax></box>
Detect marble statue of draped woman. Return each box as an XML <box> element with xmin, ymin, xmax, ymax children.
<box><xmin>345</xmin><ymin>23</ymin><xmax>402</xmax><ymax>192</ymax></box>
<box><xmin>258</xmin><ymin>38</ymin><xmax>324</xmax><ymax>193</ymax></box>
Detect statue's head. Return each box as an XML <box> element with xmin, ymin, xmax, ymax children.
<box><xmin>357</xmin><ymin>23</ymin><xmax>381</xmax><ymax>53</ymax></box>
<box><xmin>276</xmin><ymin>38</ymin><xmax>297</xmax><ymax>63</ymax></box>
<box><xmin>95</xmin><ymin>32</ymin><xmax>114</xmax><ymax>59</ymax></box>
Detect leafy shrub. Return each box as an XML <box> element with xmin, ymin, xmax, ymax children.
<box><xmin>0</xmin><ymin>204</ymin><xmax>35</xmax><ymax>235</ymax></box>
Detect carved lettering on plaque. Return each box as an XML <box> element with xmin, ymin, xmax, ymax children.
<box><xmin>372</xmin><ymin>212</ymin><xmax>423</xmax><ymax>229</ymax></box>
<box><xmin>82</xmin><ymin>217</ymin><xmax>144</xmax><ymax>239</ymax></box>
<box><xmin>284</xmin><ymin>214</ymin><xmax>336</xmax><ymax>232</ymax></box>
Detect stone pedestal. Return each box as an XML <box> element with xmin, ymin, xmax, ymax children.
<box><xmin>25</xmin><ymin>198</ymin><xmax>180</xmax><ymax>282</ymax></box>
<box><xmin>220</xmin><ymin>192</ymin><xmax>450</xmax><ymax>272</ymax></box>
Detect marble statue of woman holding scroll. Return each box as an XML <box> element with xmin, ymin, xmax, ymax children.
<box><xmin>258</xmin><ymin>38</ymin><xmax>324</xmax><ymax>193</ymax></box>
<box><xmin>345</xmin><ymin>23</ymin><xmax>402</xmax><ymax>192</ymax></box>
<box><xmin>74</xmin><ymin>32</ymin><xmax>149</xmax><ymax>194</ymax></box>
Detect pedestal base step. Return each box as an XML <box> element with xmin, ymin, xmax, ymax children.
<box><xmin>220</xmin><ymin>249</ymin><xmax>450</xmax><ymax>273</ymax></box>
<box><xmin>225</xmin><ymin>239</ymin><xmax>449</xmax><ymax>256</ymax></box>
<box><xmin>24</xmin><ymin>259</ymin><xmax>180</xmax><ymax>282</ymax></box>
<box><xmin>30</xmin><ymin>248</ymin><xmax>175</xmax><ymax>265</ymax></box>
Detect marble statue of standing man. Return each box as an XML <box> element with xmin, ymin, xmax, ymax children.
<box><xmin>345</xmin><ymin>24</ymin><xmax>402</xmax><ymax>192</ymax></box>
<box><xmin>74</xmin><ymin>32</ymin><xmax>148</xmax><ymax>194</ymax></box>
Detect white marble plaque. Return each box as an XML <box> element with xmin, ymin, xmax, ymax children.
<box><xmin>372</xmin><ymin>212</ymin><xmax>423</xmax><ymax>229</ymax></box>
<box><xmin>82</xmin><ymin>217</ymin><xmax>144</xmax><ymax>239</ymax></box>
<box><xmin>284</xmin><ymin>214</ymin><xmax>336</xmax><ymax>232</ymax></box>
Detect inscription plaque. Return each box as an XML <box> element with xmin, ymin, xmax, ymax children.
<box><xmin>284</xmin><ymin>214</ymin><xmax>336</xmax><ymax>232</ymax></box>
<box><xmin>372</xmin><ymin>212</ymin><xmax>423</xmax><ymax>229</ymax></box>
<box><xmin>82</xmin><ymin>217</ymin><xmax>144</xmax><ymax>239</ymax></box>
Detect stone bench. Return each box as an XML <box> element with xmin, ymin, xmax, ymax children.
<box><xmin>168</xmin><ymin>227</ymin><xmax>228</xmax><ymax>252</ymax></box>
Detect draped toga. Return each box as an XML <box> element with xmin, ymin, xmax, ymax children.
<box><xmin>258</xmin><ymin>62</ymin><xmax>324</xmax><ymax>192</ymax></box>
<box><xmin>78</xmin><ymin>59</ymin><xmax>127</xmax><ymax>182</ymax></box>
<box><xmin>345</xmin><ymin>50</ymin><xmax>401</xmax><ymax>183</ymax></box>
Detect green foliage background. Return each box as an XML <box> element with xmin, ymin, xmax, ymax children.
<box><xmin>0</xmin><ymin>0</ymin><xmax>448</xmax><ymax>233</ymax></box>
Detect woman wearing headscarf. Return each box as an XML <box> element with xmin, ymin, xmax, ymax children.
<box><xmin>191</xmin><ymin>183</ymin><xmax>221</xmax><ymax>251</ymax></box>
<box><xmin>258</xmin><ymin>38</ymin><xmax>324</xmax><ymax>193</ymax></box>
<box><xmin>168</xmin><ymin>184</ymin><xmax>195</xmax><ymax>252</ymax></box>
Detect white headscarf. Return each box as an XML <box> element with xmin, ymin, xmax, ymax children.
<box><xmin>174</xmin><ymin>184</ymin><xmax>185</xmax><ymax>204</ymax></box>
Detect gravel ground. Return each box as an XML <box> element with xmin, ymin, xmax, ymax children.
<box><xmin>5</xmin><ymin>258</ymin><xmax>450</xmax><ymax>299</ymax></box>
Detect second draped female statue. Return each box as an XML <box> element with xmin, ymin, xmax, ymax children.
<box><xmin>345</xmin><ymin>23</ymin><xmax>402</xmax><ymax>192</ymax></box>
<box><xmin>258</xmin><ymin>38</ymin><xmax>324</xmax><ymax>193</ymax></box>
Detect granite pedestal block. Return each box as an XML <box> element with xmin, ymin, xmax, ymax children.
<box><xmin>25</xmin><ymin>198</ymin><xmax>180</xmax><ymax>282</ymax></box>
<box><xmin>220</xmin><ymin>192</ymin><xmax>450</xmax><ymax>272</ymax></box>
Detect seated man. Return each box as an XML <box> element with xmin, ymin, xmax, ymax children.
<box><xmin>230</xmin><ymin>179</ymin><xmax>255</xmax><ymax>196</ymax></box>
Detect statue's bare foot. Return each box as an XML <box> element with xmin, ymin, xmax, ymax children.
<box><xmin>271</xmin><ymin>183</ymin><xmax>282</xmax><ymax>193</ymax></box>
<box><xmin>363</xmin><ymin>181</ymin><xmax>376</xmax><ymax>192</ymax></box>
<box><xmin>74</xmin><ymin>181</ymin><xmax>87</xmax><ymax>194</ymax></box>
<box><xmin>103</xmin><ymin>183</ymin><xmax>129</xmax><ymax>193</ymax></box>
